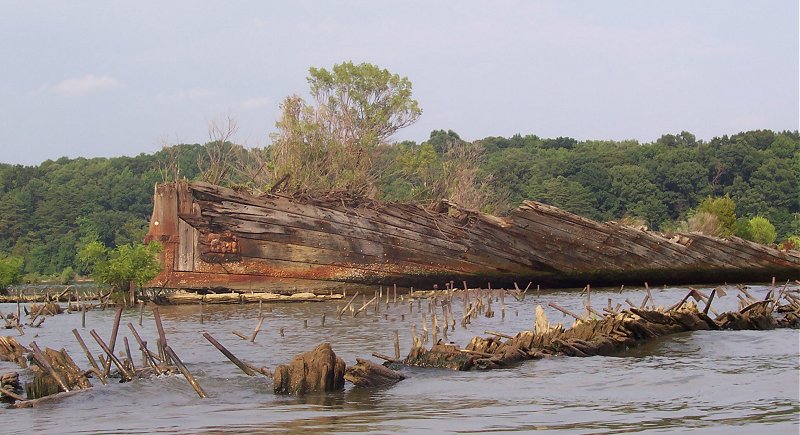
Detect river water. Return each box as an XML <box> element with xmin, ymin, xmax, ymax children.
<box><xmin>2</xmin><ymin>283</ymin><xmax>799</xmax><ymax>434</ymax></box>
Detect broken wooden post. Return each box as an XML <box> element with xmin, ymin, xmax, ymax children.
<box><xmin>250</xmin><ymin>316</ymin><xmax>264</xmax><ymax>342</ymax></box>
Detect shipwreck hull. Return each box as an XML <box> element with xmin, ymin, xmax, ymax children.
<box><xmin>144</xmin><ymin>182</ymin><xmax>800</xmax><ymax>293</ymax></box>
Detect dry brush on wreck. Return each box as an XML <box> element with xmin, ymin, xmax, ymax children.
<box><xmin>145</xmin><ymin>181</ymin><xmax>799</xmax><ymax>295</ymax></box>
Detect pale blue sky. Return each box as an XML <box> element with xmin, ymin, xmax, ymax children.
<box><xmin>1</xmin><ymin>1</ymin><xmax>798</xmax><ymax>165</ymax></box>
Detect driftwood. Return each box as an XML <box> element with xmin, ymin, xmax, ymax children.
<box><xmin>273</xmin><ymin>343</ymin><xmax>345</xmax><ymax>395</ymax></box>
<box><xmin>344</xmin><ymin>358</ymin><xmax>405</xmax><ymax>388</ymax></box>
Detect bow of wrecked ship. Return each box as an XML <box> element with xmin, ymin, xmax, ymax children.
<box><xmin>144</xmin><ymin>181</ymin><xmax>800</xmax><ymax>294</ymax></box>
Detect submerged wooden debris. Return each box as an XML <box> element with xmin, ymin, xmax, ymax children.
<box><xmin>0</xmin><ymin>336</ymin><xmax>28</xmax><ymax>367</ymax></box>
<box><xmin>154</xmin><ymin>290</ymin><xmax>344</xmax><ymax>305</ymax></box>
<box><xmin>0</xmin><ymin>372</ymin><xmax>23</xmax><ymax>403</ymax></box>
<box><xmin>2</xmin><ymin>281</ymin><xmax>798</xmax><ymax>407</ymax></box>
<box><xmin>397</xmin><ymin>288</ymin><xmax>800</xmax><ymax>371</ymax></box>
<box><xmin>345</xmin><ymin>358</ymin><xmax>406</xmax><ymax>388</ymax></box>
<box><xmin>145</xmin><ymin>181</ymin><xmax>800</xmax><ymax>293</ymax></box>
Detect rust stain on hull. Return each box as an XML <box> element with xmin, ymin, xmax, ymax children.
<box><xmin>145</xmin><ymin>182</ymin><xmax>800</xmax><ymax>294</ymax></box>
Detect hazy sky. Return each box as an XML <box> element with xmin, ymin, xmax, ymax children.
<box><xmin>1</xmin><ymin>1</ymin><xmax>798</xmax><ymax>165</ymax></box>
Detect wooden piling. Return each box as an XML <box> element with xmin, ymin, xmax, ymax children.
<box><xmin>152</xmin><ymin>307</ymin><xmax>168</xmax><ymax>362</ymax></box>
<box><xmin>124</xmin><ymin>337</ymin><xmax>135</xmax><ymax>373</ymax></box>
<box><xmin>393</xmin><ymin>330</ymin><xmax>400</xmax><ymax>360</ymax></box>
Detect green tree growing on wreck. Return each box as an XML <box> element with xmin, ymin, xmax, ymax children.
<box><xmin>270</xmin><ymin>61</ymin><xmax>422</xmax><ymax>195</ymax></box>
<box><xmin>748</xmin><ymin>216</ymin><xmax>777</xmax><ymax>245</ymax></box>
<box><xmin>696</xmin><ymin>195</ymin><xmax>737</xmax><ymax>237</ymax></box>
<box><xmin>0</xmin><ymin>255</ymin><xmax>23</xmax><ymax>294</ymax></box>
<box><xmin>78</xmin><ymin>240</ymin><xmax>162</xmax><ymax>295</ymax></box>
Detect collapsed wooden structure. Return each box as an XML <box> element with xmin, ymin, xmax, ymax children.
<box><xmin>396</xmin><ymin>286</ymin><xmax>800</xmax><ymax>371</ymax></box>
<box><xmin>145</xmin><ymin>181</ymin><xmax>799</xmax><ymax>293</ymax></box>
<box><xmin>2</xmin><ymin>285</ymin><xmax>798</xmax><ymax>404</ymax></box>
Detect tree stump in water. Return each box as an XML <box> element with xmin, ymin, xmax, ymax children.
<box><xmin>273</xmin><ymin>343</ymin><xmax>345</xmax><ymax>395</ymax></box>
<box><xmin>345</xmin><ymin>358</ymin><xmax>405</xmax><ymax>388</ymax></box>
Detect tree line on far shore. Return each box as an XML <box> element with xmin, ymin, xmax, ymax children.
<box><xmin>0</xmin><ymin>62</ymin><xmax>798</xmax><ymax>288</ymax></box>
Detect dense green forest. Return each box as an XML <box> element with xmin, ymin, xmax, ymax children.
<box><xmin>0</xmin><ymin>62</ymin><xmax>798</xmax><ymax>283</ymax></box>
<box><xmin>0</xmin><ymin>128</ymin><xmax>797</xmax><ymax>281</ymax></box>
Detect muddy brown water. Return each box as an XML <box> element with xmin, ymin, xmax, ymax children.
<box><xmin>2</xmin><ymin>284</ymin><xmax>799</xmax><ymax>434</ymax></box>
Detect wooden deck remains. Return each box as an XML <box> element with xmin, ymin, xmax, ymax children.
<box><xmin>144</xmin><ymin>181</ymin><xmax>800</xmax><ymax>294</ymax></box>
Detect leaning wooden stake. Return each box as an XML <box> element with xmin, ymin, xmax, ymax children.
<box><xmin>127</xmin><ymin>323</ymin><xmax>162</xmax><ymax>375</ymax></box>
<box><xmin>548</xmin><ymin>302</ymin><xmax>583</xmax><ymax>321</ymax></box>
<box><xmin>164</xmin><ymin>346</ymin><xmax>207</xmax><ymax>398</ymax></box>
<box><xmin>703</xmin><ymin>288</ymin><xmax>717</xmax><ymax>315</ymax></box>
<box><xmin>250</xmin><ymin>316</ymin><xmax>265</xmax><ymax>342</ymax></box>
<box><xmin>354</xmin><ymin>296</ymin><xmax>377</xmax><ymax>318</ymax></box>
<box><xmin>203</xmin><ymin>332</ymin><xmax>260</xmax><ymax>376</ymax></box>
<box><xmin>338</xmin><ymin>292</ymin><xmax>359</xmax><ymax>320</ymax></box>
<box><xmin>103</xmin><ymin>307</ymin><xmax>124</xmax><ymax>376</ymax></box>
<box><xmin>90</xmin><ymin>330</ymin><xmax>135</xmax><ymax>381</ymax></box>
<box><xmin>72</xmin><ymin>329</ymin><xmax>107</xmax><ymax>385</ymax></box>
<box><xmin>152</xmin><ymin>306</ymin><xmax>169</xmax><ymax>364</ymax></box>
